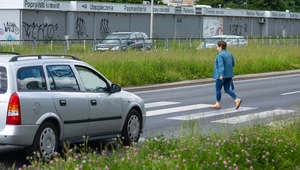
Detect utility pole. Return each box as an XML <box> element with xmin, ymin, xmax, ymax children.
<box><xmin>150</xmin><ymin>0</ymin><xmax>154</xmax><ymax>39</ymax></box>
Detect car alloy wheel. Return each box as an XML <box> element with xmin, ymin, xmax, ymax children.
<box><xmin>122</xmin><ymin>109</ymin><xmax>141</xmax><ymax>146</ymax></box>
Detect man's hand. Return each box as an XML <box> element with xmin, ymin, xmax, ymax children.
<box><xmin>220</xmin><ymin>76</ymin><xmax>223</xmax><ymax>80</ymax></box>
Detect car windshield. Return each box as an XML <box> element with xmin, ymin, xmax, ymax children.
<box><xmin>205</xmin><ymin>38</ymin><xmax>222</xmax><ymax>44</ymax></box>
<box><xmin>101</xmin><ymin>34</ymin><xmax>131</xmax><ymax>44</ymax></box>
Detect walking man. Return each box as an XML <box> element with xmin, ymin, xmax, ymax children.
<box><xmin>210</xmin><ymin>40</ymin><xmax>242</xmax><ymax>109</ymax></box>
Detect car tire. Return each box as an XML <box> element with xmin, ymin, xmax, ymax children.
<box><xmin>26</xmin><ymin>121</ymin><xmax>58</xmax><ymax>158</ymax></box>
<box><xmin>121</xmin><ymin>109</ymin><xmax>141</xmax><ymax>146</ymax></box>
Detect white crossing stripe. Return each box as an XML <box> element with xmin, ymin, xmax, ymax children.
<box><xmin>145</xmin><ymin>101</ymin><xmax>180</xmax><ymax>108</ymax></box>
<box><xmin>280</xmin><ymin>91</ymin><xmax>300</xmax><ymax>96</ymax></box>
<box><xmin>167</xmin><ymin>107</ymin><xmax>256</xmax><ymax>120</ymax></box>
<box><xmin>147</xmin><ymin>104</ymin><xmax>211</xmax><ymax>117</ymax></box>
<box><xmin>212</xmin><ymin>109</ymin><xmax>295</xmax><ymax>124</ymax></box>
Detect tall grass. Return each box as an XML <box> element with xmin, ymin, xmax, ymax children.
<box><xmin>1</xmin><ymin>43</ymin><xmax>299</xmax><ymax>87</ymax></box>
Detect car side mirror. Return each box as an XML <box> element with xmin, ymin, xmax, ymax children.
<box><xmin>111</xmin><ymin>84</ymin><xmax>121</xmax><ymax>93</ymax></box>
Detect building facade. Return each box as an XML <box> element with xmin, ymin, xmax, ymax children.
<box><xmin>0</xmin><ymin>0</ymin><xmax>300</xmax><ymax>41</ymax></box>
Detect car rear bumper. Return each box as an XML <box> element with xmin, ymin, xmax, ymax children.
<box><xmin>0</xmin><ymin>125</ymin><xmax>39</xmax><ymax>146</ymax></box>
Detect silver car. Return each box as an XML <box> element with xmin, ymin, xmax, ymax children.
<box><xmin>0</xmin><ymin>52</ymin><xmax>146</xmax><ymax>157</ymax></box>
<box><xmin>197</xmin><ymin>35</ymin><xmax>247</xmax><ymax>49</ymax></box>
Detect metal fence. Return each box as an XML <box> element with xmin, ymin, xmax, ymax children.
<box><xmin>0</xmin><ymin>36</ymin><xmax>299</xmax><ymax>53</ymax></box>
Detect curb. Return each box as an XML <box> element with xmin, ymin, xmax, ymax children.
<box><xmin>123</xmin><ymin>69</ymin><xmax>300</xmax><ymax>92</ymax></box>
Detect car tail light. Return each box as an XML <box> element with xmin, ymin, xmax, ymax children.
<box><xmin>7</xmin><ymin>93</ymin><xmax>21</xmax><ymax>125</ymax></box>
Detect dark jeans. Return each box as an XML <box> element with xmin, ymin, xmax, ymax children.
<box><xmin>216</xmin><ymin>78</ymin><xmax>237</xmax><ymax>102</ymax></box>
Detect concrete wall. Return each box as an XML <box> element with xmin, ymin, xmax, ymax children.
<box><xmin>0</xmin><ymin>10</ymin><xmax>20</xmax><ymax>40</ymax></box>
<box><xmin>22</xmin><ymin>10</ymin><xmax>66</xmax><ymax>40</ymax></box>
<box><xmin>153</xmin><ymin>14</ymin><xmax>174</xmax><ymax>38</ymax></box>
<box><xmin>18</xmin><ymin>10</ymin><xmax>300</xmax><ymax>40</ymax></box>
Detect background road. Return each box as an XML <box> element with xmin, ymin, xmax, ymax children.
<box><xmin>1</xmin><ymin>71</ymin><xmax>300</xmax><ymax>168</ymax></box>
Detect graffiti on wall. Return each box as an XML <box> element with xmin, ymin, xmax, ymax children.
<box><xmin>23</xmin><ymin>16</ymin><xmax>59</xmax><ymax>40</ymax></box>
<box><xmin>100</xmin><ymin>19</ymin><xmax>110</xmax><ymax>38</ymax></box>
<box><xmin>0</xmin><ymin>22</ymin><xmax>19</xmax><ymax>40</ymax></box>
<box><xmin>3</xmin><ymin>22</ymin><xmax>20</xmax><ymax>34</ymax></box>
<box><xmin>229</xmin><ymin>22</ymin><xmax>248</xmax><ymax>35</ymax></box>
<box><xmin>75</xmin><ymin>17</ymin><xmax>88</xmax><ymax>38</ymax></box>
<box><xmin>23</xmin><ymin>22</ymin><xmax>59</xmax><ymax>40</ymax></box>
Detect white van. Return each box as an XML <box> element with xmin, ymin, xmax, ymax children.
<box><xmin>197</xmin><ymin>35</ymin><xmax>247</xmax><ymax>49</ymax></box>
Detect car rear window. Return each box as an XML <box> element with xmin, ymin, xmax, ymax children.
<box><xmin>0</xmin><ymin>66</ymin><xmax>7</xmax><ymax>94</ymax></box>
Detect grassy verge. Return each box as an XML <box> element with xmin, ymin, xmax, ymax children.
<box><xmin>1</xmin><ymin>43</ymin><xmax>300</xmax><ymax>87</ymax></box>
<box><xmin>8</xmin><ymin>114</ymin><xmax>299</xmax><ymax>170</ymax></box>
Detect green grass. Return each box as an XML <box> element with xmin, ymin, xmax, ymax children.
<box><xmin>6</xmin><ymin>114</ymin><xmax>298</xmax><ymax>170</ymax></box>
<box><xmin>1</xmin><ymin>40</ymin><xmax>300</xmax><ymax>87</ymax></box>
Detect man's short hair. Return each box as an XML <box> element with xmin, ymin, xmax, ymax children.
<box><xmin>217</xmin><ymin>41</ymin><xmax>227</xmax><ymax>49</ymax></box>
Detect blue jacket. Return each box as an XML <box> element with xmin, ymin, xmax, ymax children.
<box><xmin>212</xmin><ymin>49</ymin><xmax>235</xmax><ymax>79</ymax></box>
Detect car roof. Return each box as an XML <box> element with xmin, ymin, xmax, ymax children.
<box><xmin>0</xmin><ymin>54</ymin><xmax>82</xmax><ymax>64</ymax></box>
<box><xmin>110</xmin><ymin>31</ymin><xmax>147</xmax><ymax>35</ymax></box>
<box><xmin>209</xmin><ymin>35</ymin><xmax>244</xmax><ymax>38</ymax></box>
<box><xmin>209</xmin><ymin>35</ymin><xmax>245</xmax><ymax>39</ymax></box>
<box><xmin>0</xmin><ymin>55</ymin><xmax>18</xmax><ymax>62</ymax></box>
<box><xmin>111</xmin><ymin>32</ymin><xmax>134</xmax><ymax>34</ymax></box>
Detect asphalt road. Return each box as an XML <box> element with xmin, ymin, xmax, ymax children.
<box><xmin>135</xmin><ymin>73</ymin><xmax>300</xmax><ymax>140</ymax></box>
<box><xmin>1</xmin><ymin>70</ymin><xmax>300</xmax><ymax>169</ymax></box>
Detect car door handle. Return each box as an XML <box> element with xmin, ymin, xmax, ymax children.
<box><xmin>59</xmin><ymin>100</ymin><xmax>67</xmax><ymax>106</ymax></box>
<box><xmin>91</xmin><ymin>99</ymin><xmax>97</xmax><ymax>106</ymax></box>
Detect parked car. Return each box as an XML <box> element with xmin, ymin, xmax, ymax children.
<box><xmin>95</xmin><ymin>31</ymin><xmax>152</xmax><ymax>51</ymax></box>
<box><xmin>0</xmin><ymin>52</ymin><xmax>146</xmax><ymax>157</ymax></box>
<box><xmin>197</xmin><ymin>35</ymin><xmax>247</xmax><ymax>49</ymax></box>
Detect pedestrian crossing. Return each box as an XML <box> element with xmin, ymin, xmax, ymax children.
<box><xmin>145</xmin><ymin>101</ymin><xmax>296</xmax><ymax>125</ymax></box>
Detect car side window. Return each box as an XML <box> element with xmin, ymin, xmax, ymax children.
<box><xmin>136</xmin><ymin>34</ymin><xmax>143</xmax><ymax>42</ymax></box>
<box><xmin>0</xmin><ymin>67</ymin><xmax>7</xmax><ymax>94</ymax></box>
<box><xmin>129</xmin><ymin>34</ymin><xmax>137</xmax><ymax>42</ymax></box>
<box><xmin>17</xmin><ymin>66</ymin><xmax>46</xmax><ymax>91</ymax></box>
<box><xmin>75</xmin><ymin>65</ymin><xmax>109</xmax><ymax>92</ymax></box>
<box><xmin>46</xmin><ymin>65</ymin><xmax>80</xmax><ymax>91</ymax></box>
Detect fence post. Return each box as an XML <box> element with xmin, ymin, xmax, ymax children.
<box><xmin>84</xmin><ymin>40</ymin><xmax>86</xmax><ymax>51</ymax></box>
<box><xmin>178</xmin><ymin>39</ymin><xmax>180</xmax><ymax>48</ymax></box>
<box><xmin>185</xmin><ymin>38</ymin><xmax>188</xmax><ymax>51</ymax></box>
<box><xmin>142</xmin><ymin>38</ymin><xmax>145</xmax><ymax>50</ymax></box>
<box><xmin>67</xmin><ymin>40</ymin><xmax>70</xmax><ymax>50</ymax></box>
<box><xmin>64</xmin><ymin>41</ymin><xmax>67</xmax><ymax>53</ymax></box>
<box><xmin>154</xmin><ymin>39</ymin><xmax>157</xmax><ymax>50</ymax></box>
<box><xmin>297</xmin><ymin>35</ymin><xmax>299</xmax><ymax>45</ymax></box>
<box><xmin>165</xmin><ymin>38</ymin><xmax>168</xmax><ymax>51</ymax></box>
<box><xmin>119</xmin><ymin>39</ymin><xmax>121</xmax><ymax>52</ymax></box>
<box><xmin>189</xmin><ymin>38</ymin><xmax>192</xmax><ymax>48</ymax></box>
<box><xmin>92</xmin><ymin>40</ymin><xmax>95</xmax><ymax>53</ymax></box>
<box><xmin>291</xmin><ymin>35</ymin><xmax>293</xmax><ymax>45</ymax></box>
<box><xmin>277</xmin><ymin>36</ymin><xmax>279</xmax><ymax>46</ymax></box>
<box><xmin>12</xmin><ymin>41</ymin><xmax>14</xmax><ymax>52</ymax></box>
<box><xmin>269</xmin><ymin>36</ymin><xmax>272</xmax><ymax>45</ymax></box>
<box><xmin>32</xmin><ymin>40</ymin><xmax>35</xmax><ymax>53</ymax></box>
<box><xmin>50</xmin><ymin>40</ymin><xmax>53</xmax><ymax>51</ymax></box>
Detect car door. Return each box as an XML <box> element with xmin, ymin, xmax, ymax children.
<box><xmin>74</xmin><ymin>65</ymin><xmax>123</xmax><ymax>136</ymax></box>
<box><xmin>46</xmin><ymin>64</ymin><xmax>89</xmax><ymax>139</ymax></box>
<box><xmin>135</xmin><ymin>33</ymin><xmax>144</xmax><ymax>50</ymax></box>
<box><xmin>128</xmin><ymin>34</ymin><xmax>138</xmax><ymax>50</ymax></box>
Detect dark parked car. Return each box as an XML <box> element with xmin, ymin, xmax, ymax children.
<box><xmin>95</xmin><ymin>31</ymin><xmax>152</xmax><ymax>51</ymax></box>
